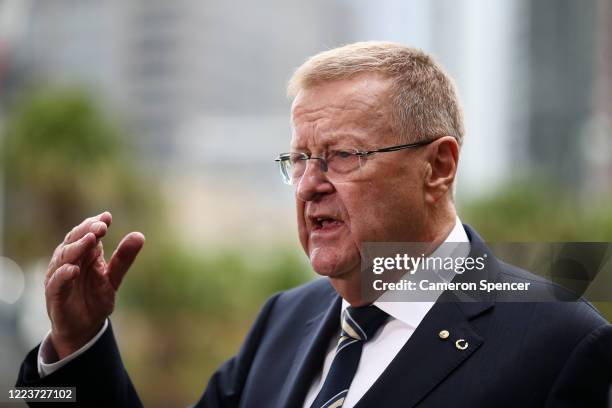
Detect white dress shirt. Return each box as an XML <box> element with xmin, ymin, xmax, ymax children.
<box><xmin>38</xmin><ymin>319</ymin><xmax>108</xmax><ymax>377</ymax></box>
<box><xmin>39</xmin><ymin>218</ymin><xmax>469</xmax><ymax>408</ymax></box>
<box><xmin>302</xmin><ymin>218</ymin><xmax>469</xmax><ymax>408</ymax></box>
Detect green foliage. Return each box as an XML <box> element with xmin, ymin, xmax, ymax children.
<box><xmin>2</xmin><ymin>87</ymin><xmax>119</xmax><ymax>184</ymax></box>
<box><xmin>116</xmin><ymin>241</ymin><xmax>312</xmax><ymax>407</ymax></box>
<box><xmin>461</xmin><ymin>182</ymin><xmax>612</xmax><ymax>322</ymax></box>
<box><xmin>119</xmin><ymin>239</ymin><xmax>311</xmax><ymax>319</ymax></box>
<box><xmin>0</xmin><ymin>87</ymin><xmax>160</xmax><ymax>263</ymax></box>
<box><xmin>460</xmin><ymin>183</ymin><xmax>612</xmax><ymax>241</ymax></box>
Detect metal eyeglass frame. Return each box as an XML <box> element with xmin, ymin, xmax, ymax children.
<box><xmin>275</xmin><ymin>138</ymin><xmax>438</xmax><ymax>185</ymax></box>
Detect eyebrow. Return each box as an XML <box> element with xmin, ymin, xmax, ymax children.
<box><xmin>291</xmin><ymin>132</ymin><xmax>369</xmax><ymax>151</ymax></box>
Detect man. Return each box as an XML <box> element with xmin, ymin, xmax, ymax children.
<box><xmin>16</xmin><ymin>42</ymin><xmax>612</xmax><ymax>407</ymax></box>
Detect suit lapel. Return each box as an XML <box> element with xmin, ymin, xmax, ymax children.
<box><xmin>355</xmin><ymin>225</ymin><xmax>498</xmax><ymax>407</ymax></box>
<box><xmin>277</xmin><ymin>293</ymin><xmax>341</xmax><ymax>408</ymax></box>
<box><xmin>355</xmin><ymin>300</ymin><xmax>492</xmax><ymax>408</ymax></box>
<box><xmin>278</xmin><ymin>224</ymin><xmax>497</xmax><ymax>408</ymax></box>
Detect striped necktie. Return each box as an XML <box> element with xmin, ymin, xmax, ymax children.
<box><xmin>310</xmin><ymin>305</ymin><xmax>389</xmax><ymax>408</ymax></box>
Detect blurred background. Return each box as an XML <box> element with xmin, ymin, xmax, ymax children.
<box><xmin>0</xmin><ymin>0</ymin><xmax>610</xmax><ymax>406</ymax></box>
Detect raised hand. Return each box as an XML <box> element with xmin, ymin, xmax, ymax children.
<box><xmin>44</xmin><ymin>211</ymin><xmax>145</xmax><ymax>359</ymax></box>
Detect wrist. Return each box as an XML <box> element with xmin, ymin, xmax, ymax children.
<box><xmin>50</xmin><ymin>322</ymin><xmax>104</xmax><ymax>360</ymax></box>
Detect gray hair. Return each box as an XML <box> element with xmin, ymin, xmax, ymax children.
<box><xmin>288</xmin><ymin>41</ymin><xmax>464</xmax><ymax>145</ymax></box>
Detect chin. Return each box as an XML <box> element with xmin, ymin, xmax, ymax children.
<box><xmin>309</xmin><ymin>246</ymin><xmax>358</xmax><ymax>278</ymax></box>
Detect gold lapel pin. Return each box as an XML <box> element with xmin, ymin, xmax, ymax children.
<box><xmin>455</xmin><ymin>339</ymin><xmax>468</xmax><ymax>350</ymax></box>
<box><xmin>438</xmin><ymin>330</ymin><xmax>450</xmax><ymax>340</ymax></box>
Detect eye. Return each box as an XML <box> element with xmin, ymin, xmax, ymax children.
<box><xmin>333</xmin><ymin>150</ymin><xmax>354</xmax><ymax>159</ymax></box>
<box><xmin>327</xmin><ymin>150</ymin><xmax>360</xmax><ymax>174</ymax></box>
<box><xmin>289</xmin><ymin>153</ymin><xmax>308</xmax><ymax>164</ymax></box>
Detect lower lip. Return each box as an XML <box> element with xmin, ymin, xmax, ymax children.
<box><xmin>311</xmin><ymin>221</ymin><xmax>344</xmax><ymax>236</ymax></box>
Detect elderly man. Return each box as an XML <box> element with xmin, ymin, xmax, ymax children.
<box><xmin>16</xmin><ymin>42</ymin><xmax>612</xmax><ymax>407</ymax></box>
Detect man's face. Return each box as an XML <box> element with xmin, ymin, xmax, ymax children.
<box><xmin>291</xmin><ymin>74</ymin><xmax>428</xmax><ymax>281</ymax></box>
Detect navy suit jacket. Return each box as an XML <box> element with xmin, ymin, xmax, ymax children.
<box><xmin>17</xmin><ymin>226</ymin><xmax>612</xmax><ymax>407</ymax></box>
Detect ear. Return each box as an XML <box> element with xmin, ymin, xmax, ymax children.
<box><xmin>423</xmin><ymin>136</ymin><xmax>459</xmax><ymax>204</ymax></box>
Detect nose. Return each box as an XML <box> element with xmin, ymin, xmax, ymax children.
<box><xmin>296</xmin><ymin>159</ymin><xmax>334</xmax><ymax>202</ymax></box>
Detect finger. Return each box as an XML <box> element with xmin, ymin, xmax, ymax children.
<box><xmin>107</xmin><ymin>232</ymin><xmax>145</xmax><ymax>290</ymax></box>
<box><xmin>64</xmin><ymin>215</ymin><xmax>110</xmax><ymax>244</ymax></box>
<box><xmin>93</xmin><ymin>256</ymin><xmax>106</xmax><ymax>278</ymax></box>
<box><xmin>64</xmin><ymin>212</ymin><xmax>112</xmax><ymax>245</ymax></box>
<box><xmin>47</xmin><ymin>233</ymin><xmax>96</xmax><ymax>280</ymax></box>
<box><xmin>81</xmin><ymin>240</ymin><xmax>104</xmax><ymax>273</ymax></box>
<box><xmin>54</xmin><ymin>232</ymin><xmax>97</xmax><ymax>270</ymax></box>
<box><xmin>46</xmin><ymin>264</ymin><xmax>80</xmax><ymax>297</ymax></box>
<box><xmin>46</xmin><ymin>212</ymin><xmax>111</xmax><ymax>284</ymax></box>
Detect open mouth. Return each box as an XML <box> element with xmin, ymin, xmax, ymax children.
<box><xmin>312</xmin><ymin>217</ymin><xmax>343</xmax><ymax>231</ymax></box>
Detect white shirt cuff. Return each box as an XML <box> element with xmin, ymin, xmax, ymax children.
<box><xmin>37</xmin><ymin>319</ymin><xmax>109</xmax><ymax>378</ymax></box>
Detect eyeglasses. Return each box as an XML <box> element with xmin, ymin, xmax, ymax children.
<box><xmin>275</xmin><ymin>138</ymin><xmax>437</xmax><ymax>185</ymax></box>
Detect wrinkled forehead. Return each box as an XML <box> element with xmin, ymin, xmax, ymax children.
<box><xmin>290</xmin><ymin>76</ymin><xmax>394</xmax><ymax>149</ymax></box>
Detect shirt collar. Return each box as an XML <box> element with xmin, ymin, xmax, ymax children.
<box><xmin>341</xmin><ymin>216</ymin><xmax>469</xmax><ymax>329</ymax></box>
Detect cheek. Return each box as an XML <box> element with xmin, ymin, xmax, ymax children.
<box><xmin>340</xmin><ymin>183</ymin><xmax>387</xmax><ymax>240</ymax></box>
<box><xmin>343</xmin><ymin>180</ymin><xmax>421</xmax><ymax>241</ymax></box>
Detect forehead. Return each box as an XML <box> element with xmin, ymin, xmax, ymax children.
<box><xmin>290</xmin><ymin>74</ymin><xmax>393</xmax><ymax>147</ymax></box>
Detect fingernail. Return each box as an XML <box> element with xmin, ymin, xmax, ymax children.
<box><xmin>92</xmin><ymin>221</ymin><xmax>105</xmax><ymax>234</ymax></box>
